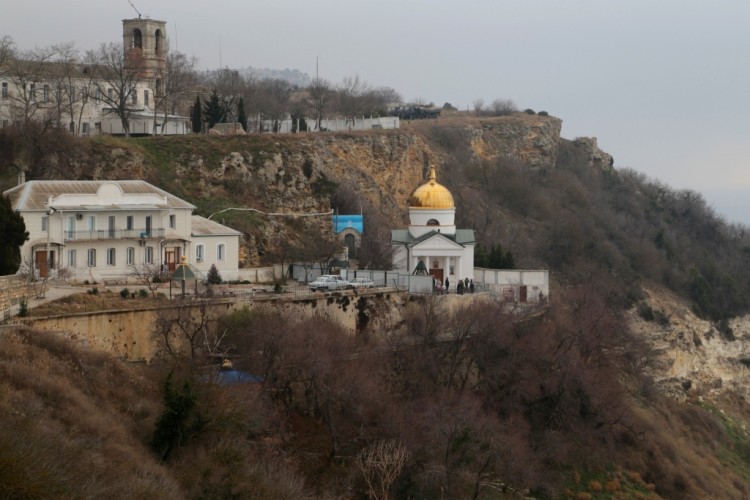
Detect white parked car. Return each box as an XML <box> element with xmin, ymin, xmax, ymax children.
<box><xmin>309</xmin><ymin>275</ymin><xmax>350</xmax><ymax>291</ymax></box>
<box><xmin>349</xmin><ymin>277</ymin><xmax>375</xmax><ymax>289</ymax></box>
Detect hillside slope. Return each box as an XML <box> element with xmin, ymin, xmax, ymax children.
<box><xmin>4</xmin><ymin>114</ymin><xmax>750</xmax><ymax>496</ymax></box>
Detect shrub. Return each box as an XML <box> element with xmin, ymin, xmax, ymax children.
<box><xmin>18</xmin><ymin>297</ymin><xmax>28</xmax><ymax>317</ymax></box>
<box><xmin>207</xmin><ymin>264</ymin><xmax>222</xmax><ymax>285</ymax></box>
<box><xmin>538</xmin><ymin>110</ymin><xmax>549</xmax><ymax>116</ymax></box>
<box><xmin>274</xmin><ymin>282</ymin><xmax>284</xmax><ymax>294</ymax></box>
<box><xmin>138</xmin><ymin>289</ymin><xmax>149</xmax><ymax>298</ymax></box>
<box><xmin>88</xmin><ymin>287</ymin><xmax>99</xmax><ymax>295</ymax></box>
<box><xmin>638</xmin><ymin>302</ymin><xmax>655</xmax><ymax>321</ymax></box>
<box><xmin>120</xmin><ymin>288</ymin><xmax>130</xmax><ymax>299</ymax></box>
<box><xmin>524</xmin><ymin>108</ymin><xmax>536</xmax><ymax>114</ymax></box>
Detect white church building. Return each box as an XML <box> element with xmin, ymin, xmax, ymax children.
<box><xmin>391</xmin><ymin>165</ymin><xmax>549</xmax><ymax>301</ymax></box>
<box><xmin>391</xmin><ymin>166</ymin><xmax>475</xmax><ymax>286</ymax></box>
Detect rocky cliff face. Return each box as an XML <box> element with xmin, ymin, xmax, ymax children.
<box><xmin>629</xmin><ymin>285</ymin><xmax>750</xmax><ymax>403</ymax></box>
<box><xmin>51</xmin><ymin>114</ymin><xmax>605</xmax><ymax>267</ymax></box>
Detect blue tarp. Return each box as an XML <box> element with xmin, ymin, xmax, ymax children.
<box><xmin>333</xmin><ymin>214</ymin><xmax>363</xmax><ymax>234</ymax></box>
<box><xmin>214</xmin><ymin>369</ymin><xmax>264</xmax><ymax>386</ymax></box>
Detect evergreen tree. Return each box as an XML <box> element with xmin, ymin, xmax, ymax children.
<box><xmin>0</xmin><ymin>195</ymin><xmax>29</xmax><ymax>274</ymax></box>
<box><xmin>150</xmin><ymin>372</ymin><xmax>200</xmax><ymax>461</ymax></box>
<box><xmin>203</xmin><ymin>90</ymin><xmax>225</xmax><ymax>129</ymax></box>
<box><xmin>206</xmin><ymin>263</ymin><xmax>222</xmax><ymax>284</ymax></box>
<box><xmin>191</xmin><ymin>96</ymin><xmax>202</xmax><ymax>133</ymax></box>
<box><xmin>237</xmin><ymin>97</ymin><xmax>247</xmax><ymax>131</ymax></box>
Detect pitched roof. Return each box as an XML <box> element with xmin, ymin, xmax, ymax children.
<box><xmin>391</xmin><ymin>229</ymin><xmax>476</xmax><ymax>246</ymax></box>
<box><xmin>191</xmin><ymin>215</ymin><xmax>242</xmax><ymax>237</ymax></box>
<box><xmin>4</xmin><ymin>180</ymin><xmax>196</xmax><ymax>211</ymax></box>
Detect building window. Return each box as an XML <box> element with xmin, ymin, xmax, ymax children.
<box><xmin>126</xmin><ymin>215</ymin><xmax>133</xmax><ymax>231</ymax></box>
<box><xmin>41</xmin><ymin>216</ymin><xmax>48</xmax><ymax>232</ymax></box>
<box><xmin>106</xmin><ymin>248</ymin><xmax>116</xmax><ymax>266</ymax></box>
<box><xmin>108</xmin><ymin>215</ymin><xmax>116</xmax><ymax>238</ymax></box>
<box><xmin>67</xmin><ymin>249</ymin><xmax>76</xmax><ymax>267</ymax></box>
<box><xmin>155</xmin><ymin>29</ymin><xmax>163</xmax><ymax>54</ymax></box>
<box><xmin>145</xmin><ymin>246</ymin><xmax>153</xmax><ymax>264</ymax></box>
<box><xmin>30</xmin><ymin>83</ymin><xmax>36</xmax><ymax>101</ymax></box>
<box><xmin>126</xmin><ymin>247</ymin><xmax>135</xmax><ymax>265</ymax></box>
<box><xmin>132</xmin><ymin>28</ymin><xmax>143</xmax><ymax>49</ymax></box>
<box><xmin>196</xmin><ymin>244</ymin><xmax>204</xmax><ymax>262</ymax></box>
<box><xmin>1</xmin><ymin>82</ymin><xmax>7</xmax><ymax>98</ymax></box>
<box><xmin>144</xmin><ymin>89</ymin><xmax>149</xmax><ymax>107</ymax></box>
<box><xmin>145</xmin><ymin>215</ymin><xmax>152</xmax><ymax>236</ymax></box>
<box><xmin>70</xmin><ymin>85</ymin><xmax>75</xmax><ymax>102</ymax></box>
<box><xmin>169</xmin><ymin>214</ymin><xmax>176</xmax><ymax>229</ymax></box>
<box><xmin>107</xmin><ymin>88</ymin><xmax>113</xmax><ymax>100</ymax></box>
<box><xmin>95</xmin><ymin>88</ymin><xmax>101</xmax><ymax>100</ymax></box>
<box><xmin>82</xmin><ymin>123</ymin><xmax>89</xmax><ymax>135</ymax></box>
<box><xmin>426</xmin><ymin>219</ymin><xmax>440</xmax><ymax>226</ymax></box>
<box><xmin>87</xmin><ymin>215</ymin><xmax>96</xmax><ymax>232</ymax></box>
<box><xmin>131</xmin><ymin>89</ymin><xmax>137</xmax><ymax>105</ymax></box>
<box><xmin>87</xmin><ymin>249</ymin><xmax>96</xmax><ymax>267</ymax></box>
<box><xmin>43</xmin><ymin>84</ymin><xmax>49</xmax><ymax>103</ymax></box>
<box><xmin>217</xmin><ymin>243</ymin><xmax>225</xmax><ymax>261</ymax></box>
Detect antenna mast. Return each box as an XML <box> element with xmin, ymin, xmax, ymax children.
<box><xmin>128</xmin><ymin>0</ymin><xmax>142</xmax><ymax>19</ymax></box>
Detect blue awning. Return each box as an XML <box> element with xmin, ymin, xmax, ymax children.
<box><xmin>333</xmin><ymin>214</ymin><xmax>363</xmax><ymax>234</ymax></box>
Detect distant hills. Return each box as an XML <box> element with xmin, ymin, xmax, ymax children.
<box><xmin>238</xmin><ymin>66</ymin><xmax>311</xmax><ymax>86</ymax></box>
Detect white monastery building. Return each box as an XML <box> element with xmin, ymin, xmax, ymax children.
<box><xmin>4</xmin><ymin>180</ymin><xmax>240</xmax><ymax>283</ymax></box>
<box><xmin>391</xmin><ymin>166</ymin><xmax>475</xmax><ymax>285</ymax></box>
<box><xmin>0</xmin><ymin>17</ymin><xmax>189</xmax><ymax>136</ymax></box>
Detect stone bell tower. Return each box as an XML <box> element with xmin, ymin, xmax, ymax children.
<box><xmin>122</xmin><ymin>18</ymin><xmax>167</xmax><ymax>79</ymax></box>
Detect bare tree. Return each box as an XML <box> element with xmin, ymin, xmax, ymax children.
<box><xmin>256</xmin><ymin>78</ymin><xmax>293</xmax><ymax>132</ymax></box>
<box><xmin>306</xmin><ymin>77</ymin><xmax>332</xmax><ymax>131</ymax></box>
<box><xmin>130</xmin><ymin>263</ymin><xmax>166</xmax><ymax>297</ymax></box>
<box><xmin>206</xmin><ymin>68</ymin><xmax>245</xmax><ymax>124</ymax></box>
<box><xmin>472</xmin><ymin>99</ymin><xmax>485</xmax><ymax>115</ymax></box>
<box><xmin>357</xmin><ymin>440</ymin><xmax>410</xmax><ymax>500</ymax></box>
<box><xmin>490</xmin><ymin>98</ymin><xmax>517</xmax><ymax>116</ymax></box>
<box><xmin>50</xmin><ymin>42</ymin><xmax>94</xmax><ymax>134</ymax></box>
<box><xmin>337</xmin><ymin>74</ymin><xmax>370</xmax><ymax>122</ymax></box>
<box><xmin>0</xmin><ymin>36</ymin><xmax>15</xmax><ymax>68</ymax></box>
<box><xmin>152</xmin><ymin>51</ymin><xmax>197</xmax><ymax>134</ymax></box>
<box><xmin>17</xmin><ymin>258</ymin><xmax>50</xmax><ymax>299</ymax></box>
<box><xmin>4</xmin><ymin>46</ymin><xmax>56</xmax><ymax>125</ymax></box>
<box><xmin>84</xmin><ymin>42</ymin><xmax>145</xmax><ymax>136</ymax></box>
<box><xmin>156</xmin><ymin>298</ymin><xmax>215</xmax><ymax>364</ymax></box>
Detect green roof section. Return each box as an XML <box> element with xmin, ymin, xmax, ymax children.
<box><xmin>390</xmin><ymin>229</ymin><xmax>475</xmax><ymax>246</ymax></box>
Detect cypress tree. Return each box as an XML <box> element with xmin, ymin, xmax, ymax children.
<box><xmin>203</xmin><ymin>90</ymin><xmax>225</xmax><ymax>129</ymax></box>
<box><xmin>191</xmin><ymin>96</ymin><xmax>202</xmax><ymax>133</ymax></box>
<box><xmin>0</xmin><ymin>195</ymin><xmax>29</xmax><ymax>275</ymax></box>
<box><xmin>237</xmin><ymin>97</ymin><xmax>247</xmax><ymax>132</ymax></box>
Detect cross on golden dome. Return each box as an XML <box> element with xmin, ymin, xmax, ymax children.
<box><xmin>409</xmin><ymin>166</ymin><xmax>455</xmax><ymax>209</ymax></box>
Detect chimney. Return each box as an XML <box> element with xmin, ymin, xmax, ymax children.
<box><xmin>17</xmin><ymin>170</ymin><xmax>25</xmax><ymax>186</ymax></box>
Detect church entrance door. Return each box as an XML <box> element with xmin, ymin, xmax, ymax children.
<box><xmin>429</xmin><ymin>269</ymin><xmax>444</xmax><ymax>284</ymax></box>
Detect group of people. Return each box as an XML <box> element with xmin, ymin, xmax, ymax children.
<box><xmin>433</xmin><ymin>276</ymin><xmax>476</xmax><ymax>294</ymax></box>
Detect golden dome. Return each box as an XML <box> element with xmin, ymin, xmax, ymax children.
<box><xmin>409</xmin><ymin>166</ymin><xmax>455</xmax><ymax>209</ymax></box>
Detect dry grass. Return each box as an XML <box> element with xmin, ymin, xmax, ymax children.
<box><xmin>29</xmin><ymin>289</ymin><xmax>169</xmax><ymax>317</ymax></box>
<box><xmin>0</xmin><ymin>327</ymin><xmax>179</xmax><ymax>498</ymax></box>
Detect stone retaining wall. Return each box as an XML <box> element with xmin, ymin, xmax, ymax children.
<box><xmin>0</xmin><ymin>275</ymin><xmax>29</xmax><ymax>320</ymax></box>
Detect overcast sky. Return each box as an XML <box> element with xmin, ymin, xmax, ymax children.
<box><xmin>3</xmin><ymin>1</ymin><xmax>750</xmax><ymax>223</ymax></box>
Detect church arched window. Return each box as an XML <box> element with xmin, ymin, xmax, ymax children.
<box><xmin>132</xmin><ymin>29</ymin><xmax>143</xmax><ymax>49</ymax></box>
<box><xmin>426</xmin><ymin>219</ymin><xmax>440</xmax><ymax>226</ymax></box>
<box><xmin>155</xmin><ymin>30</ymin><xmax>163</xmax><ymax>54</ymax></box>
